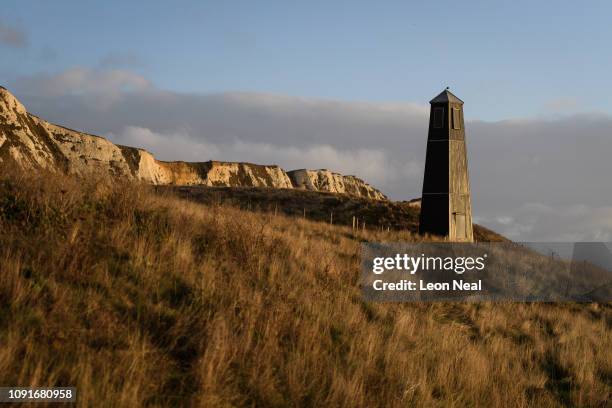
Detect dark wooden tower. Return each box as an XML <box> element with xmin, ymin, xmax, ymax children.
<box><xmin>418</xmin><ymin>89</ymin><xmax>473</xmax><ymax>242</ymax></box>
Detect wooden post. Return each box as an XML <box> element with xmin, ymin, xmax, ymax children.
<box><xmin>352</xmin><ymin>216</ymin><xmax>355</xmax><ymax>230</ymax></box>
<box><xmin>363</xmin><ymin>221</ymin><xmax>366</xmax><ymax>231</ymax></box>
<box><xmin>274</xmin><ymin>203</ymin><xmax>278</xmax><ymax>216</ymax></box>
<box><xmin>303</xmin><ymin>208</ymin><xmax>306</xmax><ymax>219</ymax></box>
<box><xmin>330</xmin><ymin>212</ymin><xmax>333</xmax><ymax>225</ymax></box>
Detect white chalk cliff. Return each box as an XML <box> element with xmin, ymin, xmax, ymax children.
<box><xmin>0</xmin><ymin>86</ymin><xmax>386</xmax><ymax>200</ymax></box>
<box><xmin>287</xmin><ymin>169</ymin><xmax>386</xmax><ymax>200</ymax></box>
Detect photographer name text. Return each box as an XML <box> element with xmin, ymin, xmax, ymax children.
<box><xmin>372</xmin><ymin>279</ymin><xmax>482</xmax><ymax>291</ymax></box>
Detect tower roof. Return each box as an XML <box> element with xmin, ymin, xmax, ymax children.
<box><xmin>430</xmin><ymin>89</ymin><xmax>464</xmax><ymax>105</ymax></box>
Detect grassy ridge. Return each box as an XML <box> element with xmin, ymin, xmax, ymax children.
<box><xmin>162</xmin><ymin>185</ymin><xmax>507</xmax><ymax>242</ymax></box>
<box><xmin>0</xmin><ymin>172</ymin><xmax>610</xmax><ymax>407</ymax></box>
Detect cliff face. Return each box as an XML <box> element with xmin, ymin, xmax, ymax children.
<box><xmin>0</xmin><ymin>86</ymin><xmax>385</xmax><ymax>199</ymax></box>
<box><xmin>1</xmin><ymin>86</ymin><xmax>141</xmax><ymax>178</ymax></box>
<box><xmin>288</xmin><ymin>169</ymin><xmax>387</xmax><ymax>200</ymax></box>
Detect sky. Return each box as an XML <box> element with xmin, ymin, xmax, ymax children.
<box><xmin>1</xmin><ymin>1</ymin><xmax>612</xmax><ymax>241</ymax></box>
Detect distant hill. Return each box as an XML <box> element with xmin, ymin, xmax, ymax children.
<box><xmin>0</xmin><ymin>86</ymin><xmax>385</xmax><ymax>200</ymax></box>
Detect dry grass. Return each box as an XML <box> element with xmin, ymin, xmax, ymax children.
<box><xmin>0</xmin><ymin>171</ymin><xmax>610</xmax><ymax>407</ymax></box>
<box><xmin>160</xmin><ymin>185</ymin><xmax>507</xmax><ymax>242</ymax></box>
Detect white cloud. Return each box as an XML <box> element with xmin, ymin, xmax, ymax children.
<box><xmin>13</xmin><ymin>67</ymin><xmax>151</xmax><ymax>108</ymax></box>
<box><xmin>109</xmin><ymin>126</ymin><xmax>220</xmax><ymax>161</ymax></box>
<box><xmin>543</xmin><ymin>97</ymin><xmax>580</xmax><ymax>113</ymax></box>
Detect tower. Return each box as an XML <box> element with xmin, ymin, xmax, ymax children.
<box><xmin>419</xmin><ymin>89</ymin><xmax>474</xmax><ymax>242</ymax></box>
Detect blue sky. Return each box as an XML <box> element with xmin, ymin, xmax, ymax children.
<box><xmin>2</xmin><ymin>0</ymin><xmax>611</xmax><ymax>120</ymax></box>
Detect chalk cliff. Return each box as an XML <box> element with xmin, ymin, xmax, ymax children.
<box><xmin>288</xmin><ymin>169</ymin><xmax>386</xmax><ymax>200</ymax></box>
<box><xmin>0</xmin><ymin>86</ymin><xmax>385</xmax><ymax>199</ymax></box>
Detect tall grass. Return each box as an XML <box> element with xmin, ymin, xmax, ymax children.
<box><xmin>0</xmin><ymin>171</ymin><xmax>610</xmax><ymax>407</ymax></box>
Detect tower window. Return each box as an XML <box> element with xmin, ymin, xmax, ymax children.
<box><xmin>433</xmin><ymin>107</ymin><xmax>444</xmax><ymax>128</ymax></box>
<box><xmin>452</xmin><ymin>108</ymin><xmax>461</xmax><ymax>130</ymax></box>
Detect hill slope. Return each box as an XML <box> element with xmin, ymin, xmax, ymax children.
<box><xmin>162</xmin><ymin>185</ymin><xmax>507</xmax><ymax>242</ymax></box>
<box><xmin>0</xmin><ymin>86</ymin><xmax>385</xmax><ymax>200</ymax></box>
<box><xmin>0</xmin><ymin>171</ymin><xmax>609</xmax><ymax>407</ymax></box>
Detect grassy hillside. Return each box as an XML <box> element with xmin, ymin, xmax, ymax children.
<box><xmin>0</xmin><ymin>171</ymin><xmax>610</xmax><ymax>407</ymax></box>
<box><xmin>161</xmin><ymin>185</ymin><xmax>507</xmax><ymax>242</ymax></box>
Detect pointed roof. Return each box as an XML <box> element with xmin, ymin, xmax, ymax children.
<box><xmin>430</xmin><ymin>88</ymin><xmax>464</xmax><ymax>105</ymax></box>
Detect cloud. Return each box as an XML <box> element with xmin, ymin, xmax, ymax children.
<box><xmin>477</xmin><ymin>204</ymin><xmax>612</xmax><ymax>242</ymax></box>
<box><xmin>8</xmin><ymin>67</ymin><xmax>612</xmax><ymax>241</ymax></box>
<box><xmin>12</xmin><ymin>67</ymin><xmax>151</xmax><ymax>108</ymax></box>
<box><xmin>0</xmin><ymin>21</ymin><xmax>28</xmax><ymax>48</ymax></box>
<box><xmin>543</xmin><ymin>97</ymin><xmax>580</xmax><ymax>112</ymax></box>
<box><xmin>109</xmin><ymin>126</ymin><xmax>220</xmax><ymax>161</ymax></box>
